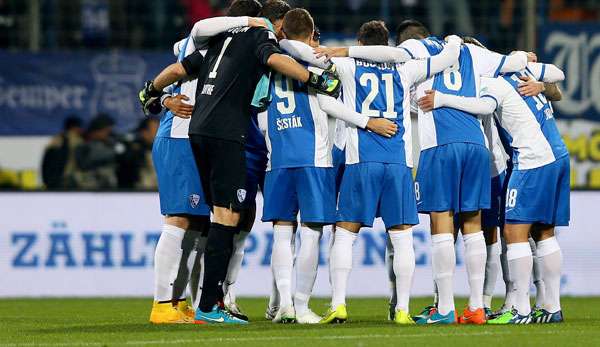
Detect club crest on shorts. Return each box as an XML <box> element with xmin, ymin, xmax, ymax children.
<box><xmin>189</xmin><ymin>194</ymin><xmax>200</xmax><ymax>208</ymax></box>
<box><xmin>237</xmin><ymin>189</ymin><xmax>247</xmax><ymax>203</ymax></box>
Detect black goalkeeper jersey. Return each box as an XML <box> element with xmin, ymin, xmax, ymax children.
<box><xmin>182</xmin><ymin>26</ymin><xmax>281</xmax><ymax>144</ymax></box>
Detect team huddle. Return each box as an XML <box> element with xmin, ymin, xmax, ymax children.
<box><xmin>138</xmin><ymin>0</ymin><xmax>569</xmax><ymax>326</ymax></box>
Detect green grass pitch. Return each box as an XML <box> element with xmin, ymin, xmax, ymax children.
<box><xmin>1</xmin><ymin>297</ymin><xmax>599</xmax><ymax>346</ymax></box>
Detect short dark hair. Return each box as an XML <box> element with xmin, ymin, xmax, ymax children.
<box><xmin>462</xmin><ymin>36</ymin><xmax>486</xmax><ymax>49</ymax></box>
<box><xmin>283</xmin><ymin>8</ymin><xmax>314</xmax><ymax>40</ymax></box>
<box><xmin>63</xmin><ymin>115</ymin><xmax>82</xmax><ymax>131</ymax></box>
<box><xmin>260</xmin><ymin>0</ymin><xmax>291</xmax><ymax>23</ymax></box>
<box><xmin>357</xmin><ymin>20</ymin><xmax>389</xmax><ymax>46</ymax></box>
<box><xmin>226</xmin><ymin>0</ymin><xmax>262</xmax><ymax>17</ymax></box>
<box><xmin>395</xmin><ymin>19</ymin><xmax>430</xmax><ymax>45</ymax></box>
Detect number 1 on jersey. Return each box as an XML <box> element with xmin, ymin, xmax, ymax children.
<box><xmin>208</xmin><ymin>37</ymin><xmax>232</xmax><ymax>79</ymax></box>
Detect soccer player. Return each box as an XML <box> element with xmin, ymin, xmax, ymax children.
<box><xmin>418</xmin><ymin>61</ymin><xmax>567</xmax><ymax>324</ymax></box>
<box><xmin>141</xmin><ymin>0</ymin><xmax>340</xmax><ymax>324</ymax></box>
<box><xmin>146</xmin><ymin>29</ymin><xmax>210</xmax><ymax>326</ymax></box>
<box><xmin>260</xmin><ymin>9</ymin><xmax>398</xmax><ymax>324</ymax></box>
<box><xmin>315</xmin><ymin>21</ymin><xmax>462</xmax><ymax>325</ymax></box>
<box><xmin>321</xmin><ymin>20</ymin><xmax>530</xmax><ymax>324</ymax></box>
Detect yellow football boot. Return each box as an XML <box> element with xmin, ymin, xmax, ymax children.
<box><xmin>320</xmin><ymin>304</ymin><xmax>348</xmax><ymax>324</ymax></box>
<box><xmin>177</xmin><ymin>300</ymin><xmax>196</xmax><ymax>320</ymax></box>
<box><xmin>393</xmin><ymin>309</ymin><xmax>416</xmax><ymax>325</ymax></box>
<box><xmin>149</xmin><ymin>301</ymin><xmax>192</xmax><ymax>324</ymax></box>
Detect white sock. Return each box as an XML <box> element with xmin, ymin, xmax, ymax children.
<box><xmin>536</xmin><ymin>237</ymin><xmax>562</xmax><ymax>312</ymax></box>
<box><xmin>328</xmin><ymin>228</ymin><xmax>335</xmax><ymax>286</ymax></box>
<box><xmin>500</xmin><ymin>236</ymin><xmax>515</xmax><ymax>310</ymax></box>
<box><xmin>154</xmin><ymin>224</ymin><xmax>185</xmax><ymax>302</ymax></box>
<box><xmin>507</xmin><ymin>242</ymin><xmax>533</xmax><ymax>315</ymax></box>
<box><xmin>223</xmin><ymin>230</ymin><xmax>249</xmax><ymax>304</ymax></box>
<box><xmin>483</xmin><ymin>241</ymin><xmax>500</xmax><ymax>308</ymax></box>
<box><xmin>389</xmin><ymin>229</ymin><xmax>415</xmax><ymax>312</ymax></box>
<box><xmin>294</xmin><ymin>226</ymin><xmax>322</xmax><ymax>315</ymax></box>
<box><xmin>330</xmin><ymin>227</ymin><xmax>357</xmax><ymax>308</ymax></box>
<box><xmin>385</xmin><ymin>234</ymin><xmax>397</xmax><ymax>307</ymax></box>
<box><xmin>529</xmin><ymin>237</ymin><xmax>546</xmax><ymax>309</ymax></box>
<box><xmin>431</xmin><ymin>233</ymin><xmax>456</xmax><ymax>315</ymax></box>
<box><xmin>271</xmin><ymin>225</ymin><xmax>294</xmax><ymax>308</ymax></box>
<box><xmin>463</xmin><ymin>231</ymin><xmax>487</xmax><ymax>310</ymax></box>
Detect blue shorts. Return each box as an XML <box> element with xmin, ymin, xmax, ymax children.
<box><xmin>505</xmin><ymin>156</ymin><xmax>570</xmax><ymax>226</ymax></box>
<box><xmin>152</xmin><ymin>137</ymin><xmax>210</xmax><ymax>216</ymax></box>
<box><xmin>416</xmin><ymin>143</ymin><xmax>491</xmax><ymax>213</ymax></box>
<box><xmin>262</xmin><ymin>167</ymin><xmax>336</xmax><ymax>223</ymax></box>
<box><xmin>481</xmin><ymin>171</ymin><xmax>508</xmax><ymax>228</ymax></box>
<box><xmin>337</xmin><ymin>162</ymin><xmax>419</xmax><ymax>228</ymax></box>
<box><xmin>245</xmin><ymin>150</ymin><xmax>267</xmax><ymax>207</ymax></box>
<box><xmin>332</xmin><ymin>145</ymin><xmax>346</xmax><ymax>195</ymax></box>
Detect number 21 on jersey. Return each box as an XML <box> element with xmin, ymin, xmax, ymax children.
<box><xmin>358</xmin><ymin>72</ymin><xmax>398</xmax><ymax>119</ymax></box>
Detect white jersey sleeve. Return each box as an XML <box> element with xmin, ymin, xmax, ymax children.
<box><xmin>526</xmin><ymin>62</ymin><xmax>565</xmax><ymax>83</ymax></box>
<box><xmin>433</xmin><ymin>77</ymin><xmax>503</xmax><ymax>116</ymax></box>
<box><xmin>466</xmin><ymin>44</ymin><xmax>524</xmax><ymax>78</ymax></box>
<box><xmin>402</xmin><ymin>35</ymin><xmax>462</xmax><ymax>85</ymax></box>
<box><xmin>400</xmin><ymin>39</ymin><xmax>430</xmax><ymax>58</ymax></box>
<box><xmin>279</xmin><ymin>39</ymin><xmax>331</xmax><ymax>69</ymax></box>
<box><xmin>190</xmin><ymin>16</ymin><xmax>249</xmax><ymax>49</ymax></box>
<box><xmin>348</xmin><ymin>45</ymin><xmax>413</xmax><ymax>63</ymax></box>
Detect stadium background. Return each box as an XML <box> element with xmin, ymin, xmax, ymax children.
<box><xmin>0</xmin><ymin>0</ymin><xmax>599</xmax><ymax>299</ymax></box>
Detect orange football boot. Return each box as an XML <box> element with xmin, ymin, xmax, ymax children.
<box><xmin>458</xmin><ymin>307</ymin><xmax>487</xmax><ymax>325</ymax></box>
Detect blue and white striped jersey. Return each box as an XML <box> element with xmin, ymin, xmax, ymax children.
<box><xmin>156</xmin><ymin>36</ymin><xmax>204</xmax><ymax>139</ymax></box>
<box><xmin>260</xmin><ymin>61</ymin><xmax>332</xmax><ymax>171</ymax></box>
<box><xmin>400</xmin><ymin>37</ymin><xmax>513</xmax><ymax>150</ymax></box>
<box><xmin>481</xmin><ymin>72</ymin><xmax>568</xmax><ymax>170</ymax></box>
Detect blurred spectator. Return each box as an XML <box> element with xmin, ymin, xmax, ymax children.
<box><xmin>41</xmin><ymin>115</ymin><xmax>84</xmax><ymax>190</ymax></box>
<box><xmin>73</xmin><ymin>114</ymin><xmax>121</xmax><ymax>190</ymax></box>
<box><xmin>116</xmin><ymin>117</ymin><xmax>159</xmax><ymax>190</ymax></box>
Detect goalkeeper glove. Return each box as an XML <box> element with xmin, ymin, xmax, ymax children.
<box><xmin>307</xmin><ymin>65</ymin><xmax>341</xmax><ymax>98</ymax></box>
<box><xmin>138</xmin><ymin>81</ymin><xmax>164</xmax><ymax>116</ymax></box>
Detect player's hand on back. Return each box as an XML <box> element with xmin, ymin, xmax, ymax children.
<box><xmin>314</xmin><ymin>47</ymin><xmax>349</xmax><ymax>61</ymax></box>
<box><xmin>138</xmin><ymin>80</ymin><xmax>164</xmax><ymax>116</ymax></box>
<box><xmin>366</xmin><ymin>118</ymin><xmax>398</xmax><ymax>138</ymax></box>
<box><xmin>517</xmin><ymin>75</ymin><xmax>545</xmax><ymax>97</ymax></box>
<box><xmin>164</xmin><ymin>95</ymin><xmax>194</xmax><ymax>119</ymax></box>
<box><xmin>248</xmin><ymin>17</ymin><xmax>269</xmax><ymax>29</ymax></box>
<box><xmin>307</xmin><ymin>65</ymin><xmax>342</xmax><ymax>98</ymax></box>
<box><xmin>418</xmin><ymin>90</ymin><xmax>437</xmax><ymax>112</ymax></box>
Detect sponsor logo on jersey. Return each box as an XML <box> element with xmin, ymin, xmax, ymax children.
<box><xmin>201</xmin><ymin>84</ymin><xmax>215</xmax><ymax>96</ymax></box>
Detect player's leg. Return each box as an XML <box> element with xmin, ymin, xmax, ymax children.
<box><xmin>488</xmin><ymin>223</ymin><xmax>533</xmax><ymax>324</ymax></box>
<box><xmin>294</xmin><ymin>167</ymin><xmax>336</xmax><ymax>324</ymax></box>
<box><xmin>529</xmin><ymin>236</ymin><xmax>546</xmax><ymax>311</ymax></box>
<box><xmin>263</xmin><ymin>168</ymin><xmax>298</xmax><ymax>323</ymax></box>
<box><xmin>530</xmin><ymin>157</ymin><xmax>569</xmax><ymax>323</ymax></box>
<box><xmin>385</xmin><ymin>235</ymin><xmax>397</xmax><ymax>320</ymax></box>
<box><xmin>531</xmin><ymin>224</ymin><xmax>563</xmax><ymax>323</ymax></box>
<box><xmin>150</xmin><ymin>215</ymin><xmax>192</xmax><ymax>324</ymax></box>
<box><xmin>456</xmin><ymin>143</ymin><xmax>491</xmax><ymax>324</ymax></box>
<box><xmin>458</xmin><ymin>211</ymin><xmax>488</xmax><ymax>324</ymax></box>
<box><xmin>173</xmin><ymin>216</ymin><xmax>210</xmax><ymax>318</ymax></box>
<box><xmin>414</xmin><ymin>145</ymin><xmax>460</xmax><ymax>324</ymax></box>
<box><xmin>190</xmin><ymin>219</ymin><xmax>209</xmax><ymax>309</ymax></box>
<box><xmin>190</xmin><ymin>135</ymin><xmax>247</xmax><ymax>324</ymax></box>
<box><xmin>482</xmin><ymin>171</ymin><xmax>505</xmax><ymax>316</ymax></box>
<box><xmin>222</xmin><ymin>205</ymin><xmax>254</xmax><ymax>320</ymax></box>
<box><xmin>150</xmin><ymin>136</ymin><xmax>208</xmax><ymax>324</ymax></box>
<box><xmin>379</xmin><ymin>163</ymin><xmax>419</xmax><ymax>324</ymax></box>
<box><xmin>323</xmin><ymin>163</ymin><xmax>380</xmax><ymax>323</ymax></box>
